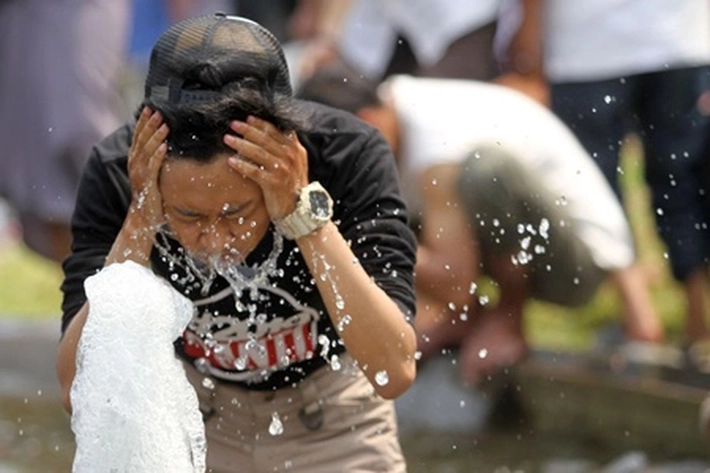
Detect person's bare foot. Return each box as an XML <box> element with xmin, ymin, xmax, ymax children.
<box><xmin>458</xmin><ymin>310</ymin><xmax>529</xmax><ymax>386</ymax></box>
<box><xmin>624</xmin><ymin>317</ymin><xmax>665</xmax><ymax>344</ymax></box>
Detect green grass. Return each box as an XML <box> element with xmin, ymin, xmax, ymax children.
<box><xmin>0</xmin><ymin>242</ymin><xmax>63</xmax><ymax>317</ymax></box>
<box><xmin>0</xmin><ymin>138</ymin><xmax>688</xmax><ymax>350</ymax></box>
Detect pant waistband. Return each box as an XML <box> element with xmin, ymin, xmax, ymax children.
<box><xmin>186</xmin><ymin>355</ymin><xmax>360</xmax><ymax>422</ymax></box>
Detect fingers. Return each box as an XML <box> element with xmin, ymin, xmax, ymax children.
<box><xmin>127</xmin><ymin>107</ymin><xmax>169</xmax><ymax>231</ymax></box>
<box><xmin>223</xmin><ymin>116</ymin><xmax>307</xmax><ymax>221</ymax></box>
<box><xmin>227</xmin><ymin>116</ymin><xmax>296</xmax><ymax>157</ymax></box>
<box><xmin>131</xmin><ymin>107</ymin><xmax>169</xmax><ymax>163</ymax></box>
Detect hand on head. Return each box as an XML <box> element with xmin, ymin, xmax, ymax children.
<box><xmin>224</xmin><ymin>116</ymin><xmax>309</xmax><ymax>222</ymax></box>
<box><xmin>127</xmin><ymin>106</ymin><xmax>169</xmax><ymax>235</ymax></box>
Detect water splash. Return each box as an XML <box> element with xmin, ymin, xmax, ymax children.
<box><xmin>374</xmin><ymin>370</ymin><xmax>389</xmax><ymax>386</ymax></box>
<box><xmin>269</xmin><ymin>412</ymin><xmax>284</xmax><ymax>436</ymax></box>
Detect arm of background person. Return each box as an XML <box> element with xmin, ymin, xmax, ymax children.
<box><xmin>290</xmin><ymin>0</ymin><xmax>354</xmax><ymax>80</ymax></box>
<box><xmin>494</xmin><ymin>0</ymin><xmax>549</xmax><ymax>106</ymax></box>
<box><xmin>414</xmin><ymin>164</ymin><xmax>480</xmax><ymax>330</ymax></box>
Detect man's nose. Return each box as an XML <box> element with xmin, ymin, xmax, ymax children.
<box><xmin>199</xmin><ymin>220</ymin><xmax>234</xmax><ymax>252</ymax></box>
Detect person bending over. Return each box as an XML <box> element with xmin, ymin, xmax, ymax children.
<box><xmin>298</xmin><ymin>65</ymin><xmax>664</xmax><ymax>384</ymax></box>
<box><xmin>57</xmin><ymin>14</ymin><xmax>417</xmax><ymax>473</ymax></box>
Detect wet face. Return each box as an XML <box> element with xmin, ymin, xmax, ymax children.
<box><xmin>159</xmin><ymin>153</ymin><xmax>271</xmax><ymax>266</ymax></box>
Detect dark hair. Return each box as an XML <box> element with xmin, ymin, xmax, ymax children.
<box><xmin>140</xmin><ymin>13</ymin><xmax>309</xmax><ymax>162</ymax></box>
<box><xmin>144</xmin><ymin>77</ymin><xmax>307</xmax><ymax>162</ymax></box>
<box><xmin>296</xmin><ymin>62</ymin><xmax>382</xmax><ymax>114</ymax></box>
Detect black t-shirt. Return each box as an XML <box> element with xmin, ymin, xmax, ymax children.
<box><xmin>61</xmin><ymin>100</ymin><xmax>417</xmax><ymax>391</ymax></box>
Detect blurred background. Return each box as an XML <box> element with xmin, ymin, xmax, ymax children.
<box><xmin>0</xmin><ymin>0</ymin><xmax>709</xmax><ymax>471</ymax></box>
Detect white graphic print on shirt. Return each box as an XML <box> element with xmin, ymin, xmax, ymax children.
<box><xmin>183</xmin><ymin>284</ymin><xmax>320</xmax><ymax>383</ymax></box>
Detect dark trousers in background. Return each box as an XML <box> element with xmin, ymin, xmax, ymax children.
<box><xmin>551</xmin><ymin>65</ymin><xmax>710</xmax><ymax>281</ymax></box>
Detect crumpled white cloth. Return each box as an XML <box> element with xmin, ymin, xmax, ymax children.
<box><xmin>71</xmin><ymin>261</ymin><xmax>206</xmax><ymax>472</ymax></box>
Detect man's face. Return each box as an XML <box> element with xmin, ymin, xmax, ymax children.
<box><xmin>159</xmin><ymin>153</ymin><xmax>271</xmax><ymax>266</ymax></box>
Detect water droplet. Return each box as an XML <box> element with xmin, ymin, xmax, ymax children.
<box><xmin>520</xmin><ymin>236</ymin><xmax>531</xmax><ymax>250</ymax></box>
<box><xmin>479</xmin><ymin>295</ymin><xmax>489</xmax><ymax>306</ymax></box>
<box><xmin>201</xmin><ymin>377</ymin><xmax>215</xmax><ymax>390</ymax></box>
<box><xmin>517</xmin><ymin>250</ymin><xmax>531</xmax><ymax>265</ymax></box>
<box><xmin>194</xmin><ymin>357</ymin><xmax>211</xmax><ymax>374</ymax></box>
<box><xmin>469</xmin><ymin>282</ymin><xmax>478</xmax><ymax>294</ymax></box>
<box><xmin>336</xmin><ymin>314</ymin><xmax>352</xmax><ymax>332</ymax></box>
<box><xmin>335</xmin><ymin>294</ymin><xmax>345</xmax><ymax>310</ymax></box>
<box><xmin>269</xmin><ymin>412</ymin><xmax>284</xmax><ymax>436</ymax></box>
<box><xmin>234</xmin><ymin>356</ymin><xmax>248</xmax><ymax>370</ymax></box>
<box><xmin>374</xmin><ymin>370</ymin><xmax>389</xmax><ymax>386</ymax></box>
<box><xmin>330</xmin><ymin>355</ymin><xmax>342</xmax><ymax>371</ymax></box>
<box><xmin>478</xmin><ymin>348</ymin><xmax>488</xmax><ymax>359</ymax></box>
<box><xmin>318</xmin><ymin>335</ymin><xmax>330</xmax><ymax>358</ymax></box>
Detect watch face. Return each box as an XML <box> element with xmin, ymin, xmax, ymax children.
<box><xmin>309</xmin><ymin>190</ymin><xmax>331</xmax><ymax>218</ymax></box>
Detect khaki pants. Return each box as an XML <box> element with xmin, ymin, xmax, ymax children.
<box><xmin>184</xmin><ymin>356</ymin><xmax>406</xmax><ymax>472</ymax></box>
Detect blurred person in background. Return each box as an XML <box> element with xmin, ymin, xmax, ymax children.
<box><xmin>288</xmin><ymin>0</ymin><xmax>550</xmax><ymax>104</ymax></box>
<box><xmin>0</xmin><ymin>0</ymin><xmax>130</xmax><ymax>263</ymax></box>
<box><xmin>508</xmin><ymin>0</ymin><xmax>710</xmax><ymax>354</ymax></box>
<box><xmin>297</xmin><ymin>66</ymin><xmax>665</xmax><ymax>384</ymax></box>
<box><xmin>289</xmin><ymin>0</ymin><xmax>516</xmax><ymax>87</ymax></box>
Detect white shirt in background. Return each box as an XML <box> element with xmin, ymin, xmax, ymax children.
<box><xmin>543</xmin><ymin>0</ymin><xmax>710</xmax><ymax>82</ymax></box>
<box><xmin>385</xmin><ymin>75</ymin><xmax>635</xmax><ymax>270</ymax></box>
<box><xmin>338</xmin><ymin>0</ymin><xmax>504</xmax><ymax>78</ymax></box>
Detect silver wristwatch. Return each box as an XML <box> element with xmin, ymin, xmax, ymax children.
<box><xmin>275</xmin><ymin>182</ymin><xmax>334</xmax><ymax>240</ymax></box>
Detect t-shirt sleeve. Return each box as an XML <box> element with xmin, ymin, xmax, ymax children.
<box><xmin>310</xmin><ymin>123</ymin><xmax>418</xmax><ymax>323</ymax></box>
<box><xmin>60</xmin><ymin>130</ymin><xmax>132</xmax><ymax>335</ymax></box>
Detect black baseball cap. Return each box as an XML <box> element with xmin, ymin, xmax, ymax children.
<box><xmin>144</xmin><ymin>13</ymin><xmax>293</xmax><ymax>105</ymax></box>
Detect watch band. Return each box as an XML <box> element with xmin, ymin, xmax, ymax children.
<box><xmin>275</xmin><ymin>182</ymin><xmax>333</xmax><ymax>240</ymax></box>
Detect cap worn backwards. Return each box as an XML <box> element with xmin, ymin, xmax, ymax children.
<box><xmin>144</xmin><ymin>13</ymin><xmax>293</xmax><ymax>105</ymax></box>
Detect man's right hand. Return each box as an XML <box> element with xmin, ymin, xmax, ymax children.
<box><xmin>126</xmin><ymin>106</ymin><xmax>169</xmax><ymax>237</ymax></box>
<box><xmin>103</xmin><ymin>107</ymin><xmax>169</xmax><ymax>267</ymax></box>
